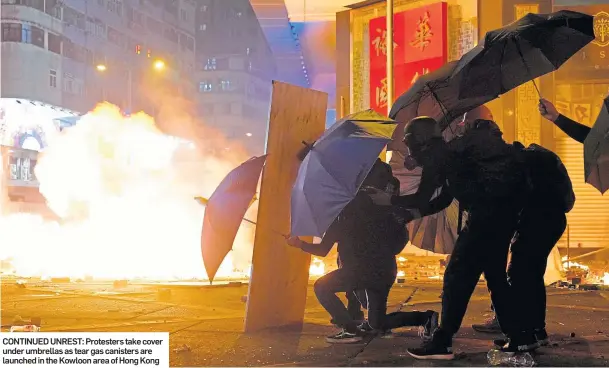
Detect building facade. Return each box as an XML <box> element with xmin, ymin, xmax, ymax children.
<box><xmin>194</xmin><ymin>0</ymin><xmax>277</xmax><ymax>155</ymax></box>
<box><xmin>338</xmin><ymin>0</ymin><xmax>609</xmax><ymax>255</ymax></box>
<box><xmin>1</xmin><ymin>0</ymin><xmax>197</xmax><ymax>115</ymax></box>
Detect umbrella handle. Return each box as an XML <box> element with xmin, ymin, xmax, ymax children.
<box><xmin>539</xmin><ymin>99</ymin><xmax>548</xmax><ymax>115</ymax></box>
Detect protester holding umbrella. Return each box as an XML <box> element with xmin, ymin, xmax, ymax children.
<box><xmin>288</xmin><ymin>159</ymin><xmax>439</xmax><ymax>343</ymax></box>
<box><xmin>367</xmin><ymin>115</ymin><xmax>531</xmax><ymax>359</ymax></box>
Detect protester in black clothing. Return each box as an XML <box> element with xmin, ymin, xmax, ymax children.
<box><xmin>287</xmin><ymin>160</ymin><xmax>439</xmax><ymax>344</ymax></box>
<box><xmin>367</xmin><ymin>116</ymin><xmax>533</xmax><ymax>359</ymax></box>
<box><xmin>539</xmin><ymin>98</ymin><xmax>590</xmax><ymax>143</ymax></box>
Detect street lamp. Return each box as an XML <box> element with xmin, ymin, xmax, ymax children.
<box><xmin>153</xmin><ymin>60</ymin><xmax>166</xmax><ymax>71</ymax></box>
<box><xmin>95</xmin><ymin>59</ymin><xmax>166</xmax><ymax>113</ymax></box>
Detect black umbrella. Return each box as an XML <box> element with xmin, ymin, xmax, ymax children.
<box><xmin>389</xmin><ymin>60</ymin><xmax>497</xmax><ymax>131</ymax></box>
<box><xmin>584</xmin><ymin>95</ymin><xmax>609</xmax><ymax>193</ymax></box>
<box><xmin>454</xmin><ymin>10</ymin><xmax>594</xmax><ymax>100</ymax></box>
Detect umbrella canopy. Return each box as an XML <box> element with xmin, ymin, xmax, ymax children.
<box><xmin>584</xmin><ymin>96</ymin><xmax>609</xmax><ymax>194</ymax></box>
<box><xmin>201</xmin><ymin>155</ymin><xmax>266</xmax><ymax>282</ymax></box>
<box><xmin>389</xmin><ymin>150</ymin><xmax>461</xmax><ymax>255</ymax></box>
<box><xmin>291</xmin><ymin>110</ymin><xmax>397</xmax><ymax>237</ymax></box>
<box><xmin>455</xmin><ymin>10</ymin><xmax>594</xmax><ymax>99</ymax></box>
<box><xmin>389</xmin><ymin>60</ymin><xmax>497</xmax><ymax>131</ymax></box>
<box><xmin>53</xmin><ymin>115</ymin><xmax>82</xmax><ymax>131</ymax></box>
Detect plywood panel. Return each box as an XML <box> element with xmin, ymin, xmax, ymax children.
<box><xmin>244</xmin><ymin>81</ymin><xmax>328</xmax><ymax>332</ymax></box>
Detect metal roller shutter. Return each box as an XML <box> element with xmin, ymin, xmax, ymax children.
<box><xmin>556</xmin><ymin>137</ymin><xmax>609</xmax><ymax>250</ymax></box>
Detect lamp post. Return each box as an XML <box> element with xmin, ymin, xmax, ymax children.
<box><xmin>96</xmin><ymin>60</ymin><xmax>166</xmax><ymax>113</ymax></box>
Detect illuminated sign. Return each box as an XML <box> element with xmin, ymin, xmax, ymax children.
<box><xmin>368</xmin><ymin>2</ymin><xmax>448</xmax><ymax>114</ymax></box>
<box><xmin>592</xmin><ymin>11</ymin><xmax>609</xmax><ymax>47</ymax></box>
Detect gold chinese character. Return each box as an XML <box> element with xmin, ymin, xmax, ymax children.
<box><xmin>376</xmin><ymin>78</ymin><xmax>388</xmax><ymax>108</ymax></box>
<box><xmin>411</xmin><ymin>68</ymin><xmax>430</xmax><ymax>85</ymax></box>
<box><xmin>372</xmin><ymin>28</ymin><xmax>398</xmax><ymax>57</ymax></box>
<box><xmin>410</xmin><ymin>11</ymin><xmax>433</xmax><ymax>51</ymax></box>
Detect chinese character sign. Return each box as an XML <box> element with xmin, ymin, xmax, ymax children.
<box><xmin>410</xmin><ymin>11</ymin><xmax>434</xmax><ymax>51</ymax></box>
<box><xmin>368</xmin><ymin>2</ymin><xmax>448</xmax><ymax>114</ymax></box>
<box><xmin>369</xmin><ymin>14</ymin><xmax>406</xmax><ymax>71</ymax></box>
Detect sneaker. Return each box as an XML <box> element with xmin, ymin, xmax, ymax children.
<box><xmin>418</xmin><ymin>310</ymin><xmax>439</xmax><ymax>341</ymax></box>
<box><xmin>379</xmin><ymin>329</ymin><xmax>394</xmax><ymax>339</ymax></box>
<box><xmin>493</xmin><ymin>337</ymin><xmax>509</xmax><ymax>348</ymax></box>
<box><xmin>358</xmin><ymin>321</ymin><xmax>393</xmax><ymax>338</ymax></box>
<box><xmin>326</xmin><ymin>329</ymin><xmax>364</xmax><ymax>344</ymax></box>
<box><xmin>499</xmin><ymin>334</ymin><xmax>539</xmax><ymax>353</ymax></box>
<box><xmin>472</xmin><ymin>315</ymin><xmax>502</xmax><ymax>333</ymax></box>
<box><xmin>407</xmin><ymin>340</ymin><xmax>455</xmax><ymax>360</ymax></box>
<box><xmin>534</xmin><ymin>328</ymin><xmax>549</xmax><ymax>346</ymax></box>
<box><xmin>358</xmin><ymin>321</ymin><xmax>374</xmax><ymax>333</ymax></box>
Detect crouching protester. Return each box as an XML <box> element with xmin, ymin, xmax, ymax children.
<box><xmin>287</xmin><ymin>159</ymin><xmax>439</xmax><ymax>344</ymax></box>
<box><xmin>367</xmin><ymin>116</ymin><xmax>534</xmax><ymax>359</ymax></box>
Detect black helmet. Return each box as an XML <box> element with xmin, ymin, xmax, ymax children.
<box><xmin>403</xmin><ymin>116</ymin><xmax>442</xmax><ymax>146</ymax></box>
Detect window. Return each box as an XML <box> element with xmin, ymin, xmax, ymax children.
<box><xmin>97</xmin><ymin>0</ymin><xmax>105</xmax><ymax>6</ymax></box>
<box><xmin>1</xmin><ymin>0</ymin><xmax>44</xmax><ymax>11</ymax></box>
<box><xmin>204</xmin><ymin>58</ymin><xmax>216</xmax><ymax>70</ymax></box>
<box><xmin>200</xmin><ymin>5</ymin><xmax>207</xmax><ymax>12</ymax></box>
<box><xmin>107</xmin><ymin>0</ymin><xmax>120</xmax><ymax>14</ymax></box>
<box><xmin>64</xmin><ymin>6</ymin><xmax>86</xmax><ymax>30</ymax></box>
<box><xmin>2</xmin><ymin>23</ymin><xmax>22</xmax><ymax>42</ymax></box>
<box><xmin>180</xmin><ymin>8</ymin><xmax>188</xmax><ymax>22</ymax></box>
<box><xmin>186</xmin><ymin>36</ymin><xmax>194</xmax><ymax>51</ymax></box>
<box><xmin>63</xmin><ymin>40</ymin><xmax>86</xmax><ymax>62</ymax></box>
<box><xmin>63</xmin><ymin>75</ymin><xmax>83</xmax><ymax>95</ymax></box>
<box><xmin>45</xmin><ymin>0</ymin><xmax>62</xmax><ymax>20</ymax></box>
<box><xmin>199</xmin><ymin>24</ymin><xmax>207</xmax><ymax>31</ymax></box>
<box><xmin>49</xmin><ymin>70</ymin><xmax>57</xmax><ymax>88</ymax></box>
<box><xmin>164</xmin><ymin>27</ymin><xmax>178</xmax><ymax>43</ymax></box>
<box><xmin>219</xmin><ymin>79</ymin><xmax>232</xmax><ymax>91</ymax></box>
<box><xmin>199</xmin><ymin>81</ymin><xmax>212</xmax><ymax>92</ymax></box>
<box><xmin>107</xmin><ymin>27</ymin><xmax>125</xmax><ymax>47</ymax></box>
<box><xmin>47</xmin><ymin>32</ymin><xmax>61</xmax><ymax>54</ymax></box>
<box><xmin>31</xmin><ymin>25</ymin><xmax>44</xmax><ymax>48</ymax></box>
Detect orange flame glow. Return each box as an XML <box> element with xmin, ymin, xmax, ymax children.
<box><xmin>309</xmin><ymin>257</ymin><xmax>325</xmax><ymax>277</ymax></box>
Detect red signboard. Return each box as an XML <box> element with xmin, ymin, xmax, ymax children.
<box><xmin>369</xmin><ymin>2</ymin><xmax>448</xmax><ymax>114</ymax></box>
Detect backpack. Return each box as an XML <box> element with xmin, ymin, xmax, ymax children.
<box><xmin>447</xmin><ymin>120</ymin><xmax>528</xmax><ymax>210</ymax></box>
<box><xmin>519</xmin><ymin>143</ymin><xmax>575</xmax><ymax>213</ymax></box>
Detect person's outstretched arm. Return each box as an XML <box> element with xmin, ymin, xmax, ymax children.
<box><xmin>539</xmin><ymin>98</ymin><xmax>590</xmax><ymax>144</ymax></box>
<box><xmin>368</xmin><ymin>160</ymin><xmax>445</xmax><ymax>216</ymax></box>
<box><xmin>286</xmin><ymin>220</ymin><xmax>341</xmax><ymax>257</ymax></box>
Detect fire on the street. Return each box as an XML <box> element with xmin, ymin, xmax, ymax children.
<box><xmin>309</xmin><ymin>257</ymin><xmax>325</xmax><ymax>277</ymax></box>
<box><xmin>0</xmin><ymin>103</ymin><xmax>261</xmax><ymax>281</ymax></box>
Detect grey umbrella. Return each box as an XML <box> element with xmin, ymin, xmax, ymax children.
<box><xmin>584</xmin><ymin>95</ymin><xmax>609</xmax><ymax>194</ymax></box>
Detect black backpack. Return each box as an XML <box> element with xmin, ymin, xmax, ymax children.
<box><xmin>447</xmin><ymin>120</ymin><xmax>528</xmax><ymax>210</ymax></box>
<box><xmin>518</xmin><ymin>143</ymin><xmax>575</xmax><ymax>213</ymax></box>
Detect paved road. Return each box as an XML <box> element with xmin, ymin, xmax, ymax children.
<box><xmin>2</xmin><ymin>281</ymin><xmax>608</xmax><ymax>366</ymax></box>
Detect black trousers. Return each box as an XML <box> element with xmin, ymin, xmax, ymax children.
<box><xmin>435</xmin><ymin>202</ymin><xmax>522</xmax><ymax>343</ymax></box>
<box><xmin>508</xmin><ymin>205</ymin><xmax>566</xmax><ymax>332</ymax></box>
<box><xmin>315</xmin><ymin>265</ymin><xmax>429</xmax><ymax>332</ymax></box>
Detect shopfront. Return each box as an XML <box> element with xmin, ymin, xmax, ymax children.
<box><xmin>340</xmin><ymin>0</ymin><xmax>479</xmax><ymax>115</ymax></box>
<box><xmin>552</xmin><ymin>4</ymin><xmax>609</xmax><ymax>254</ymax></box>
